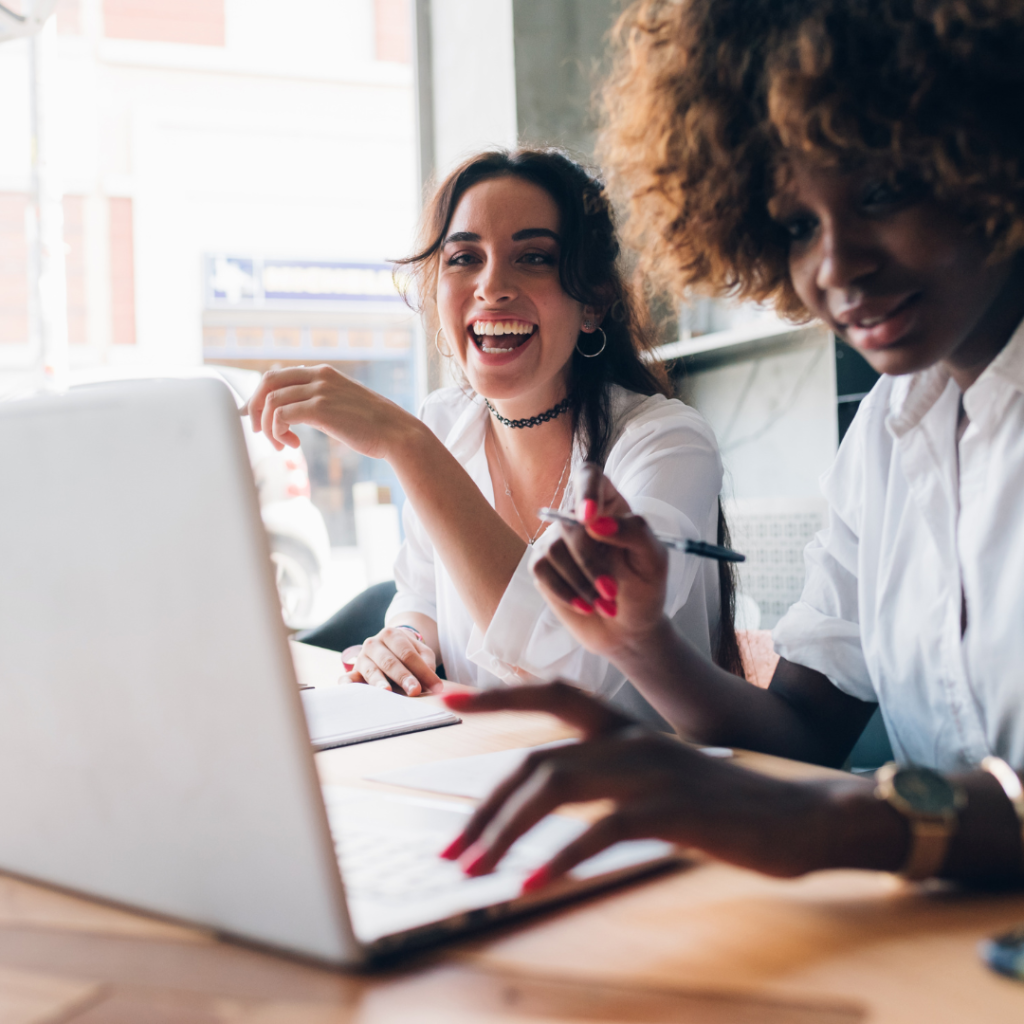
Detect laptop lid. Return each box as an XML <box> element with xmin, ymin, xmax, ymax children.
<box><xmin>0</xmin><ymin>379</ymin><xmax>359</xmax><ymax>965</ymax></box>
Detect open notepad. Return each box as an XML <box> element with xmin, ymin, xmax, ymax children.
<box><xmin>300</xmin><ymin>684</ymin><xmax>460</xmax><ymax>751</ymax></box>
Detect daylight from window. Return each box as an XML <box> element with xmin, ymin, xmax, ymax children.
<box><xmin>0</xmin><ymin>0</ymin><xmax>420</xmax><ymax>626</ymax></box>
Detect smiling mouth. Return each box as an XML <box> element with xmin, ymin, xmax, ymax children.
<box><xmin>837</xmin><ymin>294</ymin><xmax>918</xmax><ymax>331</ymax></box>
<box><xmin>470</xmin><ymin>320</ymin><xmax>536</xmax><ymax>354</ymax></box>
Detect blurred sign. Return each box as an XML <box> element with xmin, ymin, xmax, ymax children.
<box><xmin>205</xmin><ymin>256</ymin><xmax>403</xmax><ymax>307</ymax></box>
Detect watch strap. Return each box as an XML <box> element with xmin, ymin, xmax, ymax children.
<box><xmin>980</xmin><ymin>756</ymin><xmax>1024</xmax><ymax>876</ymax></box>
<box><xmin>902</xmin><ymin>819</ymin><xmax>953</xmax><ymax>880</ymax></box>
<box><xmin>875</xmin><ymin>763</ymin><xmax>961</xmax><ymax>881</ymax></box>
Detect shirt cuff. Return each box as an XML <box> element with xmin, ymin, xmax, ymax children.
<box><xmin>772</xmin><ymin>601</ymin><xmax>875</xmax><ymax>702</ymax></box>
<box><xmin>385</xmin><ymin>589</ymin><xmax>437</xmax><ymax>627</ymax></box>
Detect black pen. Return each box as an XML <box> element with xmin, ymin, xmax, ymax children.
<box><xmin>537</xmin><ymin>507</ymin><xmax>746</xmax><ymax>563</ymax></box>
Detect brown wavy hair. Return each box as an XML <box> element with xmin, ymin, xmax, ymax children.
<box><xmin>599</xmin><ymin>0</ymin><xmax>1024</xmax><ymax>318</ymax></box>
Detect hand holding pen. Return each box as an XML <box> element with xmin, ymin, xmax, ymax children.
<box><xmin>537</xmin><ymin>508</ymin><xmax>744</xmax><ymax>563</ymax></box>
<box><xmin>529</xmin><ymin>465</ymin><xmax>687</xmax><ymax>644</ymax></box>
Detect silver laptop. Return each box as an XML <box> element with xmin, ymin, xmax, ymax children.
<box><xmin>0</xmin><ymin>378</ymin><xmax>676</xmax><ymax>966</ymax></box>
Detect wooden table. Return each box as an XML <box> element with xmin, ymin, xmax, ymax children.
<box><xmin>1</xmin><ymin>643</ymin><xmax>1022</xmax><ymax>1023</ymax></box>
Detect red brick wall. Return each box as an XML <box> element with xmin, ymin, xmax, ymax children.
<box><xmin>103</xmin><ymin>0</ymin><xmax>225</xmax><ymax>46</ymax></box>
<box><xmin>374</xmin><ymin>0</ymin><xmax>411</xmax><ymax>63</ymax></box>
<box><xmin>109</xmin><ymin>197</ymin><xmax>136</xmax><ymax>346</ymax></box>
<box><xmin>0</xmin><ymin>194</ymin><xmax>29</xmax><ymax>346</ymax></box>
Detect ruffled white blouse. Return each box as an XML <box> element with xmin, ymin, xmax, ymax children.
<box><xmin>385</xmin><ymin>384</ymin><xmax>724</xmax><ymax>723</ymax></box>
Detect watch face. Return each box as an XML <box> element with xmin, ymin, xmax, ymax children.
<box><xmin>893</xmin><ymin>768</ymin><xmax>956</xmax><ymax>814</ymax></box>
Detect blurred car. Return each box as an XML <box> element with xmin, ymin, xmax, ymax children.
<box><xmin>65</xmin><ymin>364</ymin><xmax>330</xmax><ymax>628</ymax></box>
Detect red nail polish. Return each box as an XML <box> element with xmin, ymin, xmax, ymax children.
<box><xmin>521</xmin><ymin>865</ymin><xmax>551</xmax><ymax>894</ymax></box>
<box><xmin>579</xmin><ymin>499</ymin><xmax>597</xmax><ymax>522</ymax></box>
<box><xmin>440</xmin><ymin>834</ymin><xmax>467</xmax><ymax>860</ymax></box>
<box><xmin>571</xmin><ymin>597</ymin><xmax>594</xmax><ymax>615</ymax></box>
<box><xmin>595</xmin><ymin>598</ymin><xmax>618</xmax><ymax>617</ymax></box>
<box><xmin>443</xmin><ymin>692</ymin><xmax>475</xmax><ymax>710</ymax></box>
<box><xmin>595</xmin><ymin>575</ymin><xmax>618</xmax><ymax>600</ymax></box>
<box><xmin>460</xmin><ymin>844</ymin><xmax>489</xmax><ymax>877</ymax></box>
<box><xmin>589</xmin><ymin>516</ymin><xmax>619</xmax><ymax>536</ymax></box>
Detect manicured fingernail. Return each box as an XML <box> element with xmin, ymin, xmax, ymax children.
<box><xmin>595</xmin><ymin>575</ymin><xmax>618</xmax><ymax>600</ymax></box>
<box><xmin>460</xmin><ymin>843</ymin><xmax>489</xmax><ymax>877</ymax></box>
<box><xmin>579</xmin><ymin>499</ymin><xmax>597</xmax><ymax>522</ymax></box>
<box><xmin>589</xmin><ymin>516</ymin><xmax>619</xmax><ymax>536</ymax></box>
<box><xmin>571</xmin><ymin>597</ymin><xmax>595</xmax><ymax>615</ymax></box>
<box><xmin>521</xmin><ymin>865</ymin><xmax>551</xmax><ymax>894</ymax></box>
<box><xmin>594</xmin><ymin>598</ymin><xmax>618</xmax><ymax>617</ymax></box>
<box><xmin>443</xmin><ymin>692</ymin><xmax>475</xmax><ymax>710</ymax></box>
<box><xmin>440</xmin><ymin>834</ymin><xmax>467</xmax><ymax>860</ymax></box>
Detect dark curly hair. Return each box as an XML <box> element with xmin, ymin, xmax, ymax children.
<box><xmin>600</xmin><ymin>0</ymin><xmax>1024</xmax><ymax>318</ymax></box>
<box><xmin>394</xmin><ymin>148</ymin><xmax>671</xmax><ymax>466</ymax></box>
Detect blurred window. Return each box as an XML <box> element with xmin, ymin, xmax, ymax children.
<box><xmin>374</xmin><ymin>0</ymin><xmax>411</xmax><ymax>63</ymax></box>
<box><xmin>103</xmin><ymin>0</ymin><xmax>225</xmax><ymax>46</ymax></box>
<box><xmin>0</xmin><ymin>193</ymin><xmax>28</xmax><ymax>345</ymax></box>
<box><xmin>109</xmin><ymin>198</ymin><xmax>136</xmax><ymax>347</ymax></box>
<box><xmin>64</xmin><ymin>196</ymin><xmax>87</xmax><ymax>346</ymax></box>
<box><xmin>56</xmin><ymin>0</ymin><xmax>81</xmax><ymax>35</ymax></box>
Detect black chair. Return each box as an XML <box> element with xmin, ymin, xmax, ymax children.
<box><xmin>294</xmin><ymin>580</ymin><xmax>398</xmax><ymax>652</ymax></box>
<box><xmin>846</xmin><ymin>706</ymin><xmax>894</xmax><ymax>774</ymax></box>
<box><xmin>294</xmin><ymin>580</ymin><xmax>446</xmax><ymax>678</ymax></box>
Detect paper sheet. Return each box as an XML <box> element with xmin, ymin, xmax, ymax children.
<box><xmin>368</xmin><ymin>741</ymin><xmax>574</xmax><ymax>799</ymax></box>
<box><xmin>301</xmin><ymin>684</ymin><xmax>459</xmax><ymax>751</ymax></box>
<box><xmin>369</xmin><ymin>740</ymin><xmax>732</xmax><ymax>799</ymax></box>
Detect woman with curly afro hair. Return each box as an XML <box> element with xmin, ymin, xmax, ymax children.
<box><xmin>438</xmin><ymin>0</ymin><xmax>1024</xmax><ymax>890</ymax></box>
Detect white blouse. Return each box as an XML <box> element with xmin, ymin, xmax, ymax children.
<box><xmin>774</xmin><ymin>319</ymin><xmax>1024</xmax><ymax>772</ymax></box>
<box><xmin>386</xmin><ymin>384</ymin><xmax>724</xmax><ymax>722</ymax></box>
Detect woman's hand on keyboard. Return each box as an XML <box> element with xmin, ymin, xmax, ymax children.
<box><xmin>344</xmin><ymin>626</ymin><xmax>444</xmax><ymax>696</ymax></box>
<box><xmin>438</xmin><ymin>682</ymin><xmax>835</xmax><ymax>887</ymax></box>
<box><xmin>532</xmin><ymin>464</ymin><xmax>670</xmax><ymax>662</ymax></box>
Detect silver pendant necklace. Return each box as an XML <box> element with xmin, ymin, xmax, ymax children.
<box><xmin>489</xmin><ymin>427</ymin><xmax>572</xmax><ymax>546</ymax></box>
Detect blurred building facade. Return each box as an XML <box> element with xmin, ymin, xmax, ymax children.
<box><xmin>0</xmin><ymin>0</ymin><xmax>420</xmax><ymax>548</ymax></box>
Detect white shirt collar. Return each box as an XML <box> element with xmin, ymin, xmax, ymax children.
<box><xmin>886</xmin><ymin>314</ymin><xmax>1024</xmax><ymax>438</ymax></box>
<box><xmin>973</xmin><ymin>315</ymin><xmax>1024</xmax><ymax>398</ymax></box>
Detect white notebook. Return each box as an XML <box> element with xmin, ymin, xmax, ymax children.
<box><xmin>299</xmin><ymin>684</ymin><xmax>460</xmax><ymax>751</ymax></box>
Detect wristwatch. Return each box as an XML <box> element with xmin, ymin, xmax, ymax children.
<box><xmin>875</xmin><ymin>763</ymin><xmax>967</xmax><ymax>880</ymax></box>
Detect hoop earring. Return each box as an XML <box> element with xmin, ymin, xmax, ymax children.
<box><xmin>435</xmin><ymin>326</ymin><xmax>452</xmax><ymax>358</ymax></box>
<box><xmin>576</xmin><ymin>326</ymin><xmax>607</xmax><ymax>358</ymax></box>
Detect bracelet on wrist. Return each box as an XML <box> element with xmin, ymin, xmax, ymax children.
<box><xmin>394</xmin><ymin>624</ymin><xmax>424</xmax><ymax>643</ymax></box>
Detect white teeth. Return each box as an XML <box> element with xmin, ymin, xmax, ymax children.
<box><xmin>859</xmin><ymin>316</ymin><xmax>886</xmax><ymax>327</ymax></box>
<box><xmin>471</xmin><ymin>320</ymin><xmax>534</xmax><ymax>337</ymax></box>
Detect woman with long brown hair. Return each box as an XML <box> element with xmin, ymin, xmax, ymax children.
<box><xmin>248</xmin><ymin>148</ymin><xmax>739</xmax><ymax>721</ymax></box>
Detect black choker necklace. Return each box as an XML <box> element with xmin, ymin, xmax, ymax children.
<box><xmin>484</xmin><ymin>395</ymin><xmax>572</xmax><ymax>429</ymax></box>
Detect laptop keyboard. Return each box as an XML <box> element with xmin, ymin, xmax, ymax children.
<box><xmin>332</xmin><ymin>824</ymin><xmax>544</xmax><ymax>904</ymax></box>
<box><xmin>322</xmin><ymin>787</ymin><xmax>568</xmax><ymax>906</ymax></box>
